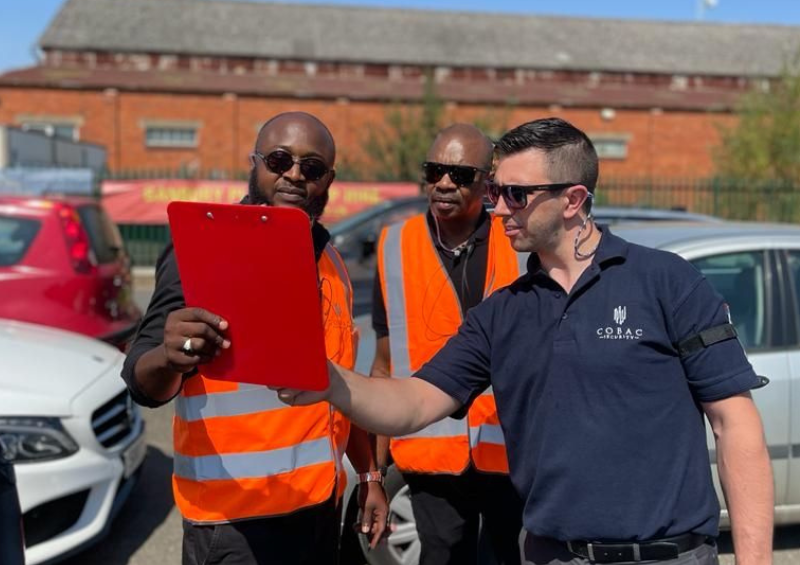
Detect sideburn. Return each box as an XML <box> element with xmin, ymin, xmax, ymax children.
<box><xmin>305</xmin><ymin>190</ymin><xmax>329</xmax><ymax>222</ymax></box>
<box><xmin>248</xmin><ymin>169</ymin><xmax>271</xmax><ymax>205</ymax></box>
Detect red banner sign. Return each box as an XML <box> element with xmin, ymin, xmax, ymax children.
<box><xmin>101</xmin><ymin>179</ymin><xmax>421</xmax><ymax>224</ymax></box>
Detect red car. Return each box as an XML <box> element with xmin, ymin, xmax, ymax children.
<box><xmin>0</xmin><ymin>195</ymin><xmax>141</xmax><ymax>349</ymax></box>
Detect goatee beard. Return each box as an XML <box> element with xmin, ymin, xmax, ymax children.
<box><xmin>248</xmin><ymin>169</ymin><xmax>329</xmax><ymax>222</ymax></box>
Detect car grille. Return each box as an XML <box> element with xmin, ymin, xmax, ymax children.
<box><xmin>91</xmin><ymin>391</ymin><xmax>138</xmax><ymax>449</ymax></box>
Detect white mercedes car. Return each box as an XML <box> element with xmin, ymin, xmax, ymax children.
<box><xmin>0</xmin><ymin>319</ymin><xmax>146</xmax><ymax>564</ymax></box>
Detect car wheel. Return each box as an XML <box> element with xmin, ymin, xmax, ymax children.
<box><xmin>359</xmin><ymin>466</ymin><xmax>420</xmax><ymax>565</ymax></box>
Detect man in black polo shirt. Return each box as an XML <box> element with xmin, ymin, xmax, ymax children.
<box><xmin>275</xmin><ymin>118</ymin><xmax>774</xmax><ymax>565</ymax></box>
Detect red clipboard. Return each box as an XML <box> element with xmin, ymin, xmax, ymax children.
<box><xmin>167</xmin><ymin>201</ymin><xmax>328</xmax><ymax>391</ymax></box>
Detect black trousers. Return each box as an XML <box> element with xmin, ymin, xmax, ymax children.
<box><xmin>182</xmin><ymin>496</ymin><xmax>340</xmax><ymax>565</ymax></box>
<box><xmin>405</xmin><ymin>468</ymin><xmax>524</xmax><ymax>565</ymax></box>
<box><xmin>0</xmin><ymin>461</ymin><xmax>25</xmax><ymax>565</ymax></box>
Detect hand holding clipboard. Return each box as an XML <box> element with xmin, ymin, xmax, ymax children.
<box><xmin>160</xmin><ymin>306</ymin><xmax>230</xmax><ymax>373</ymax></box>
<box><xmin>166</xmin><ymin>202</ymin><xmax>329</xmax><ymax>391</ymax></box>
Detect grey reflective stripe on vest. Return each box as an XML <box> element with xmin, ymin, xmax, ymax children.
<box><xmin>174</xmin><ymin>436</ymin><xmax>333</xmax><ymax>481</ymax></box>
<box><xmin>175</xmin><ymin>384</ymin><xmax>284</xmax><ymax>422</ymax></box>
<box><xmin>517</xmin><ymin>252</ymin><xmax>530</xmax><ymax>276</ymax></box>
<box><xmin>324</xmin><ymin>245</ymin><xmax>351</xmax><ymax>314</ymax></box>
<box><xmin>382</xmin><ymin>223</ymin><xmax>413</xmax><ymax>377</ymax></box>
<box><xmin>384</xmin><ymin>221</ymin><xmax>470</xmax><ymax>441</ymax></box>
<box><xmin>397</xmin><ymin>416</ymin><xmax>467</xmax><ymax>439</ymax></box>
<box><xmin>472</xmin><ymin>389</ymin><xmax>504</xmax><ymax>446</ymax></box>
<box><xmin>469</xmin><ymin>424</ymin><xmax>506</xmax><ymax>448</ymax></box>
<box><xmin>330</xmin><ymin>405</ymin><xmax>345</xmax><ymax>479</ymax></box>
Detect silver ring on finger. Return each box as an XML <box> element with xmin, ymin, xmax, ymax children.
<box><xmin>182</xmin><ymin>337</ymin><xmax>193</xmax><ymax>355</ymax></box>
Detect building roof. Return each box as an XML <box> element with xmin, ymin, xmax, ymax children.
<box><xmin>39</xmin><ymin>0</ymin><xmax>800</xmax><ymax>78</ymax></box>
<box><xmin>0</xmin><ymin>66</ymin><xmax>741</xmax><ymax>111</ymax></box>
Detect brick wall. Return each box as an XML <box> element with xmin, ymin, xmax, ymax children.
<box><xmin>0</xmin><ymin>86</ymin><xmax>737</xmax><ymax>178</ymax></box>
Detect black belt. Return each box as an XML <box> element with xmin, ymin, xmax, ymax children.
<box><xmin>565</xmin><ymin>533</ymin><xmax>709</xmax><ymax>563</ymax></box>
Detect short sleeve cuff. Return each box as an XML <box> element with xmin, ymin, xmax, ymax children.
<box><xmin>692</xmin><ymin>368</ymin><xmax>763</xmax><ymax>403</ymax></box>
<box><xmin>413</xmin><ymin>366</ymin><xmax>474</xmax><ymax>407</ymax></box>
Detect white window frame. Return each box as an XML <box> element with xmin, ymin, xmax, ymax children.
<box><xmin>590</xmin><ymin>133</ymin><xmax>631</xmax><ymax>160</ymax></box>
<box><xmin>141</xmin><ymin>120</ymin><xmax>201</xmax><ymax>149</ymax></box>
<box><xmin>17</xmin><ymin>116</ymin><xmax>81</xmax><ymax>141</ymax></box>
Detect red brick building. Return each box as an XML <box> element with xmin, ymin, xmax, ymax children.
<box><xmin>1</xmin><ymin>0</ymin><xmax>798</xmax><ymax>179</ymax></box>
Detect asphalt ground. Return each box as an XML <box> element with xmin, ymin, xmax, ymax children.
<box><xmin>55</xmin><ymin>273</ymin><xmax>800</xmax><ymax>564</ymax></box>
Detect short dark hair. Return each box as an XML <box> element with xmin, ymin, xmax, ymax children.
<box><xmin>495</xmin><ymin>117</ymin><xmax>599</xmax><ymax>196</ymax></box>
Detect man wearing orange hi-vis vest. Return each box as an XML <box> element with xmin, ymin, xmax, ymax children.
<box><xmin>371</xmin><ymin>124</ymin><xmax>524</xmax><ymax>565</ymax></box>
<box><xmin>121</xmin><ymin>112</ymin><xmax>388</xmax><ymax>565</ymax></box>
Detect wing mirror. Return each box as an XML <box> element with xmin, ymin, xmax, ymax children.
<box><xmin>360</xmin><ymin>234</ymin><xmax>377</xmax><ymax>262</ymax></box>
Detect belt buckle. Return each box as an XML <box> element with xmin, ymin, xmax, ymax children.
<box><xmin>632</xmin><ymin>542</ymin><xmax>641</xmax><ymax>561</ymax></box>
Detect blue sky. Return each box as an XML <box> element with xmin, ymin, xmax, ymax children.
<box><xmin>2</xmin><ymin>0</ymin><xmax>800</xmax><ymax>73</ymax></box>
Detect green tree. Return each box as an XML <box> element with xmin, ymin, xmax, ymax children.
<box><xmin>714</xmin><ymin>54</ymin><xmax>800</xmax><ymax>221</ymax></box>
<box><xmin>359</xmin><ymin>74</ymin><xmax>516</xmax><ymax>182</ymax></box>
<box><xmin>362</xmin><ymin>72</ymin><xmax>444</xmax><ymax>182</ymax></box>
<box><xmin>471</xmin><ymin>104</ymin><xmax>516</xmax><ymax>144</ymax></box>
<box><xmin>715</xmin><ymin>57</ymin><xmax>800</xmax><ymax>182</ymax></box>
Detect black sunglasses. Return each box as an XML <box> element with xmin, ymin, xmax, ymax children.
<box><xmin>252</xmin><ymin>150</ymin><xmax>330</xmax><ymax>182</ymax></box>
<box><xmin>485</xmin><ymin>180</ymin><xmax>578</xmax><ymax>210</ymax></box>
<box><xmin>422</xmin><ymin>162</ymin><xmax>488</xmax><ymax>187</ymax></box>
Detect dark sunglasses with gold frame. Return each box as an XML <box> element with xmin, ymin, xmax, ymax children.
<box><xmin>251</xmin><ymin>149</ymin><xmax>330</xmax><ymax>182</ymax></box>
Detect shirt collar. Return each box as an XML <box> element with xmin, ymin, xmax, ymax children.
<box><xmin>592</xmin><ymin>226</ymin><xmax>629</xmax><ymax>266</ymax></box>
<box><xmin>425</xmin><ymin>206</ymin><xmax>492</xmax><ymax>250</ymax></box>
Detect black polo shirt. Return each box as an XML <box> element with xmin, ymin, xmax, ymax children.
<box><xmin>414</xmin><ymin>227</ymin><xmax>760</xmax><ymax>542</ymax></box>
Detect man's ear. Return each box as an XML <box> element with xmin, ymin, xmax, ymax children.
<box><xmin>563</xmin><ymin>185</ymin><xmax>589</xmax><ymax>219</ymax></box>
<box><xmin>327</xmin><ymin>168</ymin><xmax>337</xmax><ymax>187</ymax></box>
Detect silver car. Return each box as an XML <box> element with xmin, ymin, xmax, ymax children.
<box><xmin>612</xmin><ymin>221</ymin><xmax>800</xmax><ymax>528</ymax></box>
<box><xmin>344</xmin><ymin>220</ymin><xmax>800</xmax><ymax>565</ymax></box>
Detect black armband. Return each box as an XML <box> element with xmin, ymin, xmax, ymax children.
<box><xmin>675</xmin><ymin>323</ymin><xmax>738</xmax><ymax>358</ymax></box>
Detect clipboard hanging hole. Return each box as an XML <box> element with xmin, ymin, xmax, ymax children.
<box><xmin>261</xmin><ymin>215</ymin><xmax>268</xmax><ymax>223</ymax></box>
<box><xmin>206</xmin><ymin>212</ymin><xmax>215</xmax><ymax>220</ymax></box>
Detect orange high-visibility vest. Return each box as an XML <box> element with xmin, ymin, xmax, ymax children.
<box><xmin>378</xmin><ymin>214</ymin><xmax>526</xmax><ymax>475</ymax></box>
<box><xmin>173</xmin><ymin>244</ymin><xmax>356</xmax><ymax>523</ymax></box>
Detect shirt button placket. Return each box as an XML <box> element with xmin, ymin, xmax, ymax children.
<box><xmin>554</xmin><ymin>290</ymin><xmax>569</xmax><ymax>325</ymax></box>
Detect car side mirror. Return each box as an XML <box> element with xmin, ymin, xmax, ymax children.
<box><xmin>360</xmin><ymin>235</ymin><xmax>377</xmax><ymax>262</ymax></box>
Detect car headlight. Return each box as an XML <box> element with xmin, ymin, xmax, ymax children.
<box><xmin>0</xmin><ymin>417</ymin><xmax>79</xmax><ymax>463</ymax></box>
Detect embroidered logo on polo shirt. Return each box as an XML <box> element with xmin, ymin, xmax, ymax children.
<box><xmin>597</xmin><ymin>305</ymin><xmax>643</xmax><ymax>340</ymax></box>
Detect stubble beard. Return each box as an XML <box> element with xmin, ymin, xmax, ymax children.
<box><xmin>523</xmin><ymin>211</ymin><xmax>562</xmax><ymax>254</ymax></box>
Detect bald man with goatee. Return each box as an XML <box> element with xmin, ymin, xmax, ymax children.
<box><xmin>122</xmin><ymin>112</ymin><xmax>388</xmax><ymax>565</ymax></box>
<box><xmin>371</xmin><ymin>124</ymin><xmax>524</xmax><ymax>565</ymax></box>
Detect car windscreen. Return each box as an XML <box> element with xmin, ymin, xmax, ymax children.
<box><xmin>0</xmin><ymin>216</ymin><xmax>41</xmax><ymax>266</ymax></box>
<box><xmin>76</xmin><ymin>205</ymin><xmax>125</xmax><ymax>265</ymax></box>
